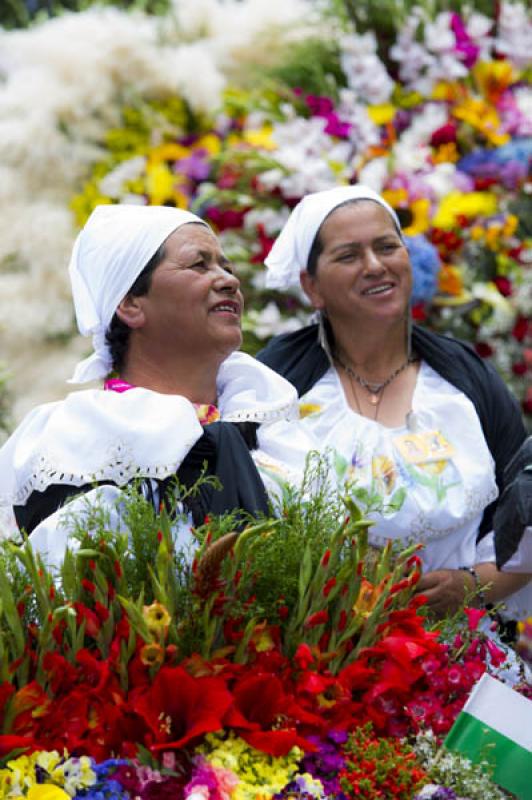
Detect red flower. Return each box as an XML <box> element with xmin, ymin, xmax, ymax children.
<box><xmin>133</xmin><ymin>666</ymin><xmax>233</xmax><ymax>750</ymax></box>
<box><xmin>304</xmin><ymin>610</ymin><xmax>329</xmax><ymax>629</ymax></box>
<box><xmin>493</xmin><ymin>276</ymin><xmax>512</xmax><ymax>297</ymax></box>
<box><xmin>294</xmin><ymin>643</ymin><xmax>314</xmax><ymax>670</ymax></box>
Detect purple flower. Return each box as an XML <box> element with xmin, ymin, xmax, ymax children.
<box><xmin>175</xmin><ymin>151</ymin><xmax>211</xmax><ymax>181</ymax></box>
<box><xmin>450</xmin><ymin>13</ymin><xmax>480</xmax><ymax>68</ymax></box>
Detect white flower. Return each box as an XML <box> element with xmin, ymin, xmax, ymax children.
<box><xmin>357</xmin><ymin>157</ymin><xmax>389</xmax><ymax>192</ymax></box>
<box><xmin>340</xmin><ymin>32</ymin><xmax>394</xmax><ymax>104</ymax></box>
<box><xmin>472</xmin><ymin>281</ymin><xmax>516</xmax><ymax>335</ymax></box>
<box><xmin>246</xmin><ymin>301</ymin><xmax>306</xmax><ymax>339</ymax></box>
<box><xmin>98</xmin><ymin>156</ymin><xmax>147</xmax><ymax>199</ymax></box>
<box><xmin>495</xmin><ymin>1</ymin><xmax>532</xmax><ymax>69</ymax></box>
<box><xmin>424</xmin><ymin>12</ymin><xmax>455</xmax><ymax>53</ymax></box>
<box><xmin>243</xmin><ymin>206</ymin><xmax>290</xmax><ymax>235</ymax></box>
<box><xmin>422</xmin><ymin>163</ymin><xmax>458</xmax><ymax>199</ymax></box>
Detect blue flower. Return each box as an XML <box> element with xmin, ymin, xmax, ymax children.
<box><xmin>405</xmin><ymin>235</ymin><xmax>441</xmax><ymax>305</ymax></box>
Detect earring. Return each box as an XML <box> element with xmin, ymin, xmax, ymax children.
<box><xmin>317</xmin><ymin>309</ymin><xmax>334</xmax><ymax>364</ymax></box>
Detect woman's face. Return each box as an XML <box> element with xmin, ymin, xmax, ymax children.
<box><xmin>137</xmin><ymin>223</ymin><xmax>243</xmax><ymax>359</ymax></box>
<box><xmin>300</xmin><ymin>201</ymin><xmax>412</xmax><ymax>328</ymax></box>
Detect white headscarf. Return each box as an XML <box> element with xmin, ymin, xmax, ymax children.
<box><xmin>264</xmin><ymin>185</ymin><xmax>402</xmax><ymax>290</ymax></box>
<box><xmin>68</xmin><ymin>204</ymin><xmax>208</xmax><ymax>384</ymax></box>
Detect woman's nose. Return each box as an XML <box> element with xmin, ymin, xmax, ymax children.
<box><xmin>363</xmin><ymin>247</ymin><xmax>385</xmax><ymax>274</ymax></box>
<box><xmin>214</xmin><ymin>265</ymin><xmax>240</xmax><ymax>292</ymax></box>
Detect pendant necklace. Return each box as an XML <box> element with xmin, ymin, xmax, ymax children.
<box><xmin>335</xmin><ymin>352</ymin><xmax>416</xmax><ymax>406</ymax></box>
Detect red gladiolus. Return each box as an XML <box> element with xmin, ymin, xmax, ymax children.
<box><xmin>304</xmin><ymin>610</ymin><xmax>329</xmax><ymax>629</ymax></box>
<box><xmin>295</xmin><ymin>643</ymin><xmax>314</xmax><ymax>670</ymax></box>
<box><xmin>323</xmin><ymin>577</ymin><xmax>337</xmax><ymax>597</ymax></box>
<box><xmin>321</xmin><ymin>549</ymin><xmax>331</xmax><ymax>568</ymax></box>
<box><xmin>81</xmin><ymin>579</ymin><xmax>96</xmax><ymax>594</ymax></box>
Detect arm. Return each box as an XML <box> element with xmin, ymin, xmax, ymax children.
<box><xmin>416</xmin><ymin>564</ymin><xmax>532</xmax><ymax>617</ymax></box>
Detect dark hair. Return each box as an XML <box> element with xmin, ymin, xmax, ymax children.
<box><xmin>105</xmin><ymin>243</ymin><xmax>166</xmax><ymax>373</ymax></box>
<box><xmin>306</xmin><ymin>198</ymin><xmax>405</xmax><ymax>276</ymax></box>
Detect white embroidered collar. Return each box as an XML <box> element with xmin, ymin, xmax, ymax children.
<box><xmin>0</xmin><ymin>352</ymin><xmax>298</xmax><ymax>507</ymax></box>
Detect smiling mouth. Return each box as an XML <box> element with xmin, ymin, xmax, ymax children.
<box><xmin>362</xmin><ymin>283</ymin><xmax>395</xmax><ymax>296</ymax></box>
<box><xmin>209</xmin><ymin>301</ymin><xmax>241</xmax><ymax>315</ymax></box>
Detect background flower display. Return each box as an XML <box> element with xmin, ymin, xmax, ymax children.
<box><xmin>0</xmin><ymin>0</ymin><xmax>530</xmax><ymax>428</ymax></box>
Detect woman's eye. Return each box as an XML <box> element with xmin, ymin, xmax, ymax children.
<box><xmin>191</xmin><ymin>261</ymin><xmax>208</xmax><ymax>271</ymax></box>
<box><xmin>378</xmin><ymin>243</ymin><xmax>399</xmax><ymax>253</ymax></box>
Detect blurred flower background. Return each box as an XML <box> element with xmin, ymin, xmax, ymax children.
<box><xmin>0</xmin><ymin>0</ymin><xmax>530</xmax><ymax>432</ymax></box>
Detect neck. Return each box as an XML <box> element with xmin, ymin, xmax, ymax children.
<box><xmin>120</xmin><ymin>347</ymin><xmax>224</xmax><ymax>404</ymax></box>
<box><xmin>330</xmin><ymin>315</ymin><xmax>410</xmax><ymax>377</ymax></box>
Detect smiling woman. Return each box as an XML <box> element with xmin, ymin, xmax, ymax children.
<box><xmin>0</xmin><ymin>204</ymin><xmax>298</xmax><ymax>565</ymax></box>
<box><xmin>257</xmin><ymin>184</ymin><xmax>532</xmax><ymax>629</ymax></box>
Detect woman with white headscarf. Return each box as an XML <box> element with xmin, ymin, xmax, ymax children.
<box><xmin>257</xmin><ymin>184</ymin><xmax>531</xmax><ymax>628</ymax></box>
<box><xmin>0</xmin><ymin>205</ymin><xmax>298</xmax><ymax>564</ymax></box>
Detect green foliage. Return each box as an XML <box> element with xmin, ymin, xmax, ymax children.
<box><xmin>259</xmin><ymin>38</ymin><xmax>346</xmax><ymax>100</ymax></box>
<box><xmin>326</xmin><ymin>0</ymin><xmax>499</xmax><ymax>34</ymax></box>
<box><xmin>0</xmin><ymin>0</ymin><xmax>171</xmax><ymax>31</ymax></box>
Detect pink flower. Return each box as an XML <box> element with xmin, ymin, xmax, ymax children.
<box><xmin>464</xmin><ymin>607</ymin><xmax>486</xmax><ymax>631</ymax></box>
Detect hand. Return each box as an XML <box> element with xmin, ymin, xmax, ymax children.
<box><xmin>415</xmin><ymin>569</ymin><xmax>473</xmax><ymax>617</ymax></box>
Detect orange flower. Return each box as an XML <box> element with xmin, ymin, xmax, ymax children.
<box><xmin>437</xmin><ymin>264</ymin><xmax>464</xmax><ymax>296</ymax></box>
<box><xmin>353</xmin><ymin>578</ymin><xmax>387</xmax><ymax>618</ymax></box>
<box><xmin>140</xmin><ymin>642</ymin><xmax>165</xmax><ymax>668</ymax></box>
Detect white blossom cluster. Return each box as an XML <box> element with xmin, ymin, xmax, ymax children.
<box><xmin>389</xmin><ymin>2</ymin><xmax>531</xmax><ymax>95</ymax></box>
<box><xmin>0</xmin><ymin>0</ymin><xmax>312</xmax><ymax>420</ymax></box>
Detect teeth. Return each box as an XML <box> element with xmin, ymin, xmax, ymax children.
<box><xmin>364</xmin><ymin>284</ymin><xmax>393</xmax><ymax>295</ymax></box>
<box><xmin>213</xmin><ymin>304</ymin><xmax>237</xmax><ymax>312</ymax></box>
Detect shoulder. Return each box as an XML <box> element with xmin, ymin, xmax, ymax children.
<box><xmin>257</xmin><ymin>324</ymin><xmax>330</xmax><ymax>396</ymax></box>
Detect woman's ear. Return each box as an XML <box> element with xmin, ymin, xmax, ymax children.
<box><xmin>115</xmin><ymin>294</ymin><xmax>146</xmax><ymax>329</ymax></box>
<box><xmin>300</xmin><ymin>270</ymin><xmax>325</xmax><ymax>310</ymax></box>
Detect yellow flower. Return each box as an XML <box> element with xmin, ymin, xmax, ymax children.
<box><xmin>503</xmin><ymin>214</ymin><xmax>518</xmax><ymax>238</ymax></box>
<box><xmin>145</xmin><ymin>161</ymin><xmax>176</xmax><ymax>205</ymax></box>
<box><xmin>194</xmin><ymin>133</ymin><xmax>222</xmax><ymax>156</ymax></box>
<box><xmin>27</xmin><ymin>787</ymin><xmax>70</xmax><ymax>800</ymax></box>
<box><xmin>402</xmin><ymin>198</ymin><xmax>431</xmax><ymax>236</ymax></box>
<box><xmin>453</xmin><ymin>98</ymin><xmax>509</xmax><ymax>146</ymax></box>
<box><xmin>367</xmin><ymin>103</ymin><xmax>396</xmax><ymax>125</ymax></box>
<box><xmin>432</xmin><ymin>192</ymin><xmax>497</xmax><ymax>229</ymax></box>
<box><xmin>242</xmin><ymin>125</ymin><xmax>275</xmax><ymax>150</ymax></box>
<box><xmin>372</xmin><ymin>456</ymin><xmax>396</xmax><ymax>494</ymax></box>
<box><xmin>432</xmin><ymin>142</ymin><xmax>459</xmax><ymax>164</ymax></box>
<box><xmin>299</xmin><ymin>402</ymin><xmax>322</xmax><ymax>418</ymax></box>
<box><xmin>469</xmin><ymin>225</ymin><xmax>485</xmax><ymax>241</ymax></box>
<box><xmin>149</xmin><ymin>142</ymin><xmax>190</xmax><ymax>162</ymax></box>
<box><xmin>381</xmin><ymin>188</ymin><xmax>408</xmax><ymax>208</ymax></box>
<box><xmin>143</xmin><ymin>601</ymin><xmax>171</xmax><ymax>635</ymax></box>
<box><xmin>474</xmin><ymin>60</ymin><xmax>517</xmax><ymax>104</ymax></box>
<box><xmin>250</xmin><ymin>622</ymin><xmax>276</xmax><ymax>653</ymax></box>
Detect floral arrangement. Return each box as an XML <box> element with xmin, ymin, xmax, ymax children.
<box><xmin>67</xmin><ymin>1</ymin><xmax>532</xmax><ymax>422</ymax></box>
<box><xmin>0</xmin><ymin>473</ymin><xmax>527</xmax><ymax>798</ymax></box>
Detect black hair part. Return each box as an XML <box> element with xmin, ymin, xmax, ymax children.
<box><xmin>105</xmin><ymin>243</ymin><xmax>166</xmax><ymax>374</ymax></box>
<box><xmin>306</xmin><ymin>198</ymin><xmax>404</xmax><ymax>276</ymax></box>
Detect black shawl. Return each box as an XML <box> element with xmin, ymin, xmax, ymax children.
<box><xmin>257</xmin><ymin>323</ymin><xmax>527</xmax><ymax>542</ymax></box>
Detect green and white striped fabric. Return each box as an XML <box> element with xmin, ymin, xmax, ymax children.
<box><xmin>444</xmin><ymin>672</ymin><xmax>532</xmax><ymax>799</ymax></box>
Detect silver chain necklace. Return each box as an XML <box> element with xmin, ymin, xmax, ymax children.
<box><xmin>335</xmin><ymin>352</ymin><xmax>416</xmax><ymax>405</ymax></box>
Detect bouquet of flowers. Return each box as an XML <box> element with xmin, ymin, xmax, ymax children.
<box><xmin>0</xmin><ymin>469</ymin><xmax>527</xmax><ymax>798</ymax></box>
